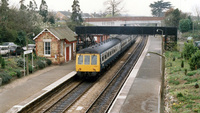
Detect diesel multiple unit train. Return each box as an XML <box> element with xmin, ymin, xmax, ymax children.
<box><xmin>76</xmin><ymin>35</ymin><xmax>136</xmax><ymax>77</ymax></box>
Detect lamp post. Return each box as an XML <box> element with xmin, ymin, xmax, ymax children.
<box><xmin>147</xmin><ymin>51</ymin><xmax>165</xmax><ymax>113</ymax></box>
<box><xmin>25</xmin><ymin>32</ymin><xmax>35</xmax><ymax>76</ymax></box>
<box><xmin>157</xmin><ymin>29</ymin><xmax>164</xmax><ymax>54</ymax></box>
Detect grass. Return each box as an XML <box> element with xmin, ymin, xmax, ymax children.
<box><xmin>165</xmin><ymin>51</ymin><xmax>200</xmax><ymax>113</ymax></box>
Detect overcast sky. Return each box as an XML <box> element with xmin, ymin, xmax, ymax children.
<box><xmin>9</xmin><ymin>0</ymin><xmax>200</xmax><ymax>16</ymax></box>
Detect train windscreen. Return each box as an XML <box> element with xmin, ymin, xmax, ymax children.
<box><xmin>84</xmin><ymin>55</ymin><xmax>90</xmax><ymax>65</ymax></box>
<box><xmin>91</xmin><ymin>55</ymin><xmax>97</xmax><ymax>65</ymax></box>
<box><xmin>78</xmin><ymin>55</ymin><xmax>83</xmax><ymax>64</ymax></box>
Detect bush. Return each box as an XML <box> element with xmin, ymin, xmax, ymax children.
<box><xmin>185</xmin><ymin>69</ymin><xmax>187</xmax><ymax>75</ymax></box>
<box><xmin>182</xmin><ymin>42</ymin><xmax>198</xmax><ymax>60</ymax></box>
<box><xmin>17</xmin><ymin>58</ymin><xmax>24</xmax><ymax>68</ymax></box>
<box><xmin>169</xmin><ymin>80</ymin><xmax>180</xmax><ymax>85</ymax></box>
<box><xmin>181</xmin><ymin>60</ymin><xmax>184</xmax><ymax>68</ymax></box>
<box><xmin>187</xmin><ymin>71</ymin><xmax>196</xmax><ymax>76</ymax></box>
<box><xmin>46</xmin><ymin>59</ymin><xmax>52</xmax><ymax>66</ymax></box>
<box><xmin>0</xmin><ymin>72</ymin><xmax>12</xmax><ymax>84</ymax></box>
<box><xmin>177</xmin><ymin>92</ymin><xmax>183</xmax><ymax>97</ymax></box>
<box><xmin>9</xmin><ymin>71</ymin><xmax>16</xmax><ymax>77</ymax></box>
<box><xmin>15</xmin><ymin>69</ymin><xmax>22</xmax><ymax>78</ymax></box>
<box><xmin>29</xmin><ymin>65</ymin><xmax>33</xmax><ymax>73</ymax></box>
<box><xmin>0</xmin><ymin>55</ymin><xmax>2</xmax><ymax>64</ymax></box>
<box><xmin>36</xmin><ymin>60</ymin><xmax>45</xmax><ymax>69</ymax></box>
<box><xmin>1</xmin><ymin>58</ymin><xmax>5</xmax><ymax>69</ymax></box>
<box><xmin>189</xmin><ymin>50</ymin><xmax>200</xmax><ymax>70</ymax></box>
<box><xmin>179</xmin><ymin>19</ymin><xmax>192</xmax><ymax>33</ymax></box>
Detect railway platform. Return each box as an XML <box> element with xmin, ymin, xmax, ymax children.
<box><xmin>0</xmin><ymin>60</ymin><xmax>76</xmax><ymax>113</ymax></box>
<box><xmin>109</xmin><ymin>36</ymin><xmax>163</xmax><ymax>113</ymax></box>
<box><xmin>2</xmin><ymin>36</ymin><xmax>163</xmax><ymax>113</ymax></box>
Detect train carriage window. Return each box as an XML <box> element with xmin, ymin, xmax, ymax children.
<box><xmin>84</xmin><ymin>55</ymin><xmax>90</xmax><ymax>65</ymax></box>
<box><xmin>78</xmin><ymin>55</ymin><xmax>83</xmax><ymax>65</ymax></box>
<box><xmin>91</xmin><ymin>55</ymin><xmax>97</xmax><ymax>65</ymax></box>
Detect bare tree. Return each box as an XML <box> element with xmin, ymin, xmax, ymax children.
<box><xmin>104</xmin><ymin>0</ymin><xmax>124</xmax><ymax>17</ymax></box>
<box><xmin>194</xmin><ymin>5</ymin><xmax>200</xmax><ymax>21</ymax></box>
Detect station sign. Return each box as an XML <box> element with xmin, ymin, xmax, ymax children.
<box><xmin>24</xmin><ymin>50</ymin><xmax>33</xmax><ymax>55</ymax></box>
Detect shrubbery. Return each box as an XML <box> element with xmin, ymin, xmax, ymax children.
<box><xmin>15</xmin><ymin>69</ymin><xmax>22</xmax><ymax>78</ymax></box>
<box><xmin>0</xmin><ymin>72</ymin><xmax>12</xmax><ymax>84</ymax></box>
<box><xmin>1</xmin><ymin>58</ymin><xmax>5</xmax><ymax>69</ymax></box>
<box><xmin>29</xmin><ymin>65</ymin><xmax>33</xmax><ymax>73</ymax></box>
<box><xmin>182</xmin><ymin>42</ymin><xmax>198</xmax><ymax>60</ymax></box>
<box><xmin>179</xmin><ymin>19</ymin><xmax>192</xmax><ymax>33</ymax></box>
<box><xmin>36</xmin><ymin>60</ymin><xmax>45</xmax><ymax>69</ymax></box>
<box><xmin>189</xmin><ymin>50</ymin><xmax>200</xmax><ymax>70</ymax></box>
<box><xmin>17</xmin><ymin>58</ymin><xmax>24</xmax><ymax>68</ymax></box>
<box><xmin>181</xmin><ymin>40</ymin><xmax>200</xmax><ymax>71</ymax></box>
<box><xmin>46</xmin><ymin>59</ymin><xmax>52</xmax><ymax>66</ymax></box>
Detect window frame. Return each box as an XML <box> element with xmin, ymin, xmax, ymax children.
<box><xmin>78</xmin><ymin>55</ymin><xmax>83</xmax><ymax>65</ymax></box>
<box><xmin>91</xmin><ymin>55</ymin><xmax>97</xmax><ymax>65</ymax></box>
<box><xmin>44</xmin><ymin>41</ymin><xmax>51</xmax><ymax>56</ymax></box>
<box><xmin>60</xmin><ymin>40</ymin><xmax>63</xmax><ymax>56</ymax></box>
<box><xmin>84</xmin><ymin>55</ymin><xmax>90</xmax><ymax>65</ymax></box>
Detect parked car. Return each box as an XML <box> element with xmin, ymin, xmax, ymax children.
<box><xmin>23</xmin><ymin>44</ymin><xmax>36</xmax><ymax>51</ymax></box>
<box><xmin>10</xmin><ymin>46</ymin><xmax>24</xmax><ymax>55</ymax></box>
<box><xmin>2</xmin><ymin>42</ymin><xmax>17</xmax><ymax>47</ymax></box>
<box><xmin>187</xmin><ymin>37</ymin><xmax>193</xmax><ymax>43</ymax></box>
<box><xmin>195</xmin><ymin>41</ymin><xmax>200</xmax><ymax>49</ymax></box>
<box><xmin>0</xmin><ymin>46</ymin><xmax>10</xmax><ymax>56</ymax></box>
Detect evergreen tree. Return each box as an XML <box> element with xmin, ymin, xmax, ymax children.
<box><xmin>164</xmin><ymin>8</ymin><xmax>186</xmax><ymax>27</ymax></box>
<box><xmin>19</xmin><ymin>0</ymin><xmax>27</xmax><ymax>10</ymax></box>
<box><xmin>179</xmin><ymin>19</ymin><xmax>192</xmax><ymax>32</ymax></box>
<box><xmin>0</xmin><ymin>0</ymin><xmax>9</xmax><ymax>22</ymax></box>
<box><xmin>27</xmin><ymin>1</ymin><xmax>33</xmax><ymax>11</ymax></box>
<box><xmin>48</xmin><ymin>15</ymin><xmax>55</xmax><ymax>24</ymax></box>
<box><xmin>27</xmin><ymin>0</ymin><xmax>37</xmax><ymax>11</ymax></box>
<box><xmin>39</xmin><ymin>0</ymin><xmax>48</xmax><ymax>23</ymax></box>
<box><xmin>150</xmin><ymin>0</ymin><xmax>171</xmax><ymax>17</ymax></box>
<box><xmin>71</xmin><ymin>0</ymin><xmax>83</xmax><ymax>24</ymax></box>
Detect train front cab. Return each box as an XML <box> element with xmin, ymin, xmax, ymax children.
<box><xmin>76</xmin><ymin>54</ymin><xmax>100</xmax><ymax>76</ymax></box>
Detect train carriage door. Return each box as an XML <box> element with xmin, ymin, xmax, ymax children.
<box><xmin>66</xmin><ymin>47</ymin><xmax>69</xmax><ymax>62</ymax></box>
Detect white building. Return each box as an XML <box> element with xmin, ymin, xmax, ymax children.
<box><xmin>85</xmin><ymin>17</ymin><xmax>164</xmax><ymax>26</ymax></box>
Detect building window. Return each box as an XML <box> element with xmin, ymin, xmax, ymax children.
<box><xmin>60</xmin><ymin>41</ymin><xmax>63</xmax><ymax>56</ymax></box>
<box><xmin>44</xmin><ymin>42</ymin><xmax>51</xmax><ymax>56</ymax></box>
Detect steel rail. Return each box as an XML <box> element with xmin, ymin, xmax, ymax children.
<box><xmin>85</xmin><ymin>36</ymin><xmax>147</xmax><ymax>113</ymax></box>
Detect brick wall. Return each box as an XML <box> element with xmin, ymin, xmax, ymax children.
<box><xmin>35</xmin><ymin>32</ymin><xmax>65</xmax><ymax>64</ymax></box>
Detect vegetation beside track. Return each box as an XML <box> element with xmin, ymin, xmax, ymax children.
<box><xmin>0</xmin><ymin>55</ymin><xmax>52</xmax><ymax>85</ymax></box>
<box><xmin>165</xmin><ymin>50</ymin><xmax>200</xmax><ymax>113</ymax></box>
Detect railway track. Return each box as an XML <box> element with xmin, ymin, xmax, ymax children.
<box><xmin>86</xmin><ymin>36</ymin><xmax>147</xmax><ymax>113</ymax></box>
<box><xmin>20</xmin><ymin>36</ymin><xmax>147</xmax><ymax>113</ymax></box>
<box><xmin>43</xmin><ymin>82</ymin><xmax>94</xmax><ymax>113</ymax></box>
<box><xmin>19</xmin><ymin>77</ymin><xmax>83</xmax><ymax>112</ymax></box>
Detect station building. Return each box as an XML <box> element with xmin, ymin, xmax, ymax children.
<box><xmin>33</xmin><ymin>27</ymin><xmax>77</xmax><ymax>64</ymax></box>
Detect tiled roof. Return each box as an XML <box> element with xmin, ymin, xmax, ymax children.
<box><xmin>48</xmin><ymin>27</ymin><xmax>77</xmax><ymax>42</ymax></box>
<box><xmin>34</xmin><ymin>26</ymin><xmax>77</xmax><ymax>42</ymax></box>
<box><xmin>85</xmin><ymin>17</ymin><xmax>164</xmax><ymax>22</ymax></box>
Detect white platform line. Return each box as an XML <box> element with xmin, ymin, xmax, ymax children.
<box><xmin>7</xmin><ymin>71</ymin><xmax>76</xmax><ymax>113</ymax></box>
<box><xmin>108</xmin><ymin>36</ymin><xmax>151</xmax><ymax>113</ymax></box>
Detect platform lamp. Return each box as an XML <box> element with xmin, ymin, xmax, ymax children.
<box><xmin>147</xmin><ymin>51</ymin><xmax>165</xmax><ymax>113</ymax></box>
<box><xmin>156</xmin><ymin>29</ymin><xmax>164</xmax><ymax>54</ymax></box>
